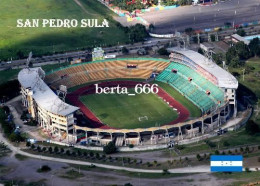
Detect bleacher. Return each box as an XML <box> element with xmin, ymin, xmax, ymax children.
<box><xmin>156</xmin><ymin>62</ymin><xmax>224</xmax><ymax>113</ymax></box>
<box><xmin>45</xmin><ymin>59</ymin><xmax>170</xmax><ymax>88</ymax></box>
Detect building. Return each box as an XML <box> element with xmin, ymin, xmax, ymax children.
<box><xmin>231</xmin><ymin>34</ymin><xmax>250</xmax><ymax>45</ymax></box>
<box><xmin>18</xmin><ymin>68</ymin><xmax>78</xmax><ymax>140</ymax></box>
<box><xmin>92</xmin><ymin>47</ymin><xmax>105</xmax><ymax>61</ymax></box>
<box><xmin>168</xmin><ymin>48</ymin><xmax>238</xmax><ymax>116</ymax></box>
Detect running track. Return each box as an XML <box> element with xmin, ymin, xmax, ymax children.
<box><xmin>67</xmin><ymin>81</ymin><xmax>190</xmax><ymax>129</ymax></box>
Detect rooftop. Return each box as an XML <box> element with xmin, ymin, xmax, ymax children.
<box><xmin>18</xmin><ymin>68</ymin><xmax>79</xmax><ymax>116</ymax></box>
<box><xmin>168</xmin><ymin>48</ymin><xmax>238</xmax><ymax>89</ymax></box>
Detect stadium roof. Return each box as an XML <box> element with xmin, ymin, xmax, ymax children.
<box><xmin>18</xmin><ymin>68</ymin><xmax>79</xmax><ymax>116</ymax></box>
<box><xmin>168</xmin><ymin>48</ymin><xmax>238</xmax><ymax>89</ymax></box>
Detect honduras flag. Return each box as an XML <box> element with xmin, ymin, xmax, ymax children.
<box><xmin>210</xmin><ymin>155</ymin><xmax>243</xmax><ymax>172</ymax></box>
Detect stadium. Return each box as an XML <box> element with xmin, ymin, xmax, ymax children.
<box><xmin>18</xmin><ymin>48</ymin><xmax>238</xmax><ymax>147</ymax></box>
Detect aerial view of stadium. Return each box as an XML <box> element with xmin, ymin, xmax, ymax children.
<box><xmin>1</xmin><ymin>0</ymin><xmax>260</xmax><ymax>185</ymax></box>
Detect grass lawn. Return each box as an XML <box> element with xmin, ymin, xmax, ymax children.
<box><xmin>14</xmin><ymin>154</ymin><xmax>28</xmax><ymax>161</ymax></box>
<box><xmin>229</xmin><ymin>57</ymin><xmax>260</xmax><ymax>125</ymax></box>
<box><xmin>80</xmin><ymin>88</ymin><xmax>178</xmax><ymax>129</ymax></box>
<box><xmin>0</xmin><ymin>61</ymin><xmax>70</xmax><ymax>85</ymax></box>
<box><xmin>213</xmin><ymin>172</ymin><xmax>260</xmax><ymax>186</ymax></box>
<box><xmin>0</xmin><ymin>0</ymin><xmax>127</xmax><ymax>61</ymax></box>
<box><xmin>230</xmin><ymin>57</ymin><xmax>260</xmax><ymax>98</ymax></box>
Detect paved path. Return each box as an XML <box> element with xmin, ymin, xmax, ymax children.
<box><xmin>0</xmin><ymin>127</ymin><xmax>210</xmax><ymax>173</ymax></box>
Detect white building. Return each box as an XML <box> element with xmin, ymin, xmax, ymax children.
<box><xmin>18</xmin><ymin>68</ymin><xmax>79</xmax><ymax>140</ymax></box>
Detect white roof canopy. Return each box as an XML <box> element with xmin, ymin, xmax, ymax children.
<box><xmin>168</xmin><ymin>48</ymin><xmax>238</xmax><ymax>89</ymax></box>
<box><xmin>18</xmin><ymin>68</ymin><xmax>78</xmax><ymax>116</ymax></box>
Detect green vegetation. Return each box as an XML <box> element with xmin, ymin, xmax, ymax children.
<box><xmin>245</xmin><ymin>120</ymin><xmax>260</xmax><ymax>135</ymax></box>
<box><xmin>0</xmin><ymin>61</ymin><xmax>70</xmax><ymax>85</ymax></box>
<box><xmin>112</xmin><ymin>0</ymin><xmax>191</xmax><ymax>12</ymax></box>
<box><xmin>60</xmin><ymin>169</ymin><xmax>84</xmax><ymax>180</ymax></box>
<box><xmin>0</xmin><ymin>142</ymin><xmax>11</xmax><ymax>158</ymax></box>
<box><xmin>103</xmin><ymin>142</ymin><xmax>117</xmax><ymax>154</ymax></box>
<box><xmin>0</xmin><ymin>107</ymin><xmax>15</xmax><ymax>138</ymax></box>
<box><xmin>0</xmin><ymin>70</ymin><xmax>20</xmax><ymax>85</ymax></box>
<box><xmin>213</xmin><ymin>172</ymin><xmax>260</xmax><ymax>186</ymax></box>
<box><xmin>236</xmin><ymin>28</ymin><xmax>246</xmax><ymax>37</ymax></box>
<box><xmin>155</xmin><ymin>81</ymin><xmax>201</xmax><ymax>117</ymax></box>
<box><xmin>157</xmin><ymin>48</ymin><xmax>170</xmax><ymax>56</ymax></box>
<box><xmin>171</xmin><ymin>127</ymin><xmax>260</xmax><ymax>156</ymax></box>
<box><xmin>14</xmin><ymin>154</ymin><xmax>28</xmax><ymax>161</ymax></box>
<box><xmin>226</xmin><ymin>38</ymin><xmax>260</xmax><ymax>68</ymax></box>
<box><xmin>37</xmin><ymin>165</ymin><xmax>51</xmax><ymax>173</ymax></box>
<box><xmin>0</xmin><ymin>0</ymin><xmax>128</xmax><ymax>61</ymax></box>
<box><xmin>80</xmin><ymin>88</ymin><xmax>178</xmax><ymax>129</ymax></box>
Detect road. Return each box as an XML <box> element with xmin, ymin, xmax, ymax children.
<box><xmin>0</xmin><ymin>39</ymin><xmax>168</xmax><ymax>70</ymax></box>
<box><xmin>141</xmin><ymin>0</ymin><xmax>260</xmax><ymax>33</ymax></box>
<box><xmin>0</xmin><ymin>122</ymin><xmax>211</xmax><ymax>173</ymax></box>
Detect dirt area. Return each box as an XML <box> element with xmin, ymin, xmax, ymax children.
<box><xmin>0</xmin><ymin>155</ymin><xmax>236</xmax><ymax>186</ymax></box>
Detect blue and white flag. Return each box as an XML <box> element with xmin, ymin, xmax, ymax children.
<box><xmin>210</xmin><ymin>155</ymin><xmax>243</xmax><ymax>172</ymax></box>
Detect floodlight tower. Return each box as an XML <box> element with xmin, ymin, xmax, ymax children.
<box><xmin>26</xmin><ymin>51</ymin><xmax>33</xmax><ymax>69</ymax></box>
<box><xmin>197</xmin><ymin>33</ymin><xmax>200</xmax><ymax>45</ymax></box>
<box><xmin>242</xmin><ymin>69</ymin><xmax>245</xmax><ymax>81</ymax></box>
<box><xmin>57</xmin><ymin>85</ymin><xmax>68</xmax><ymax>101</ymax></box>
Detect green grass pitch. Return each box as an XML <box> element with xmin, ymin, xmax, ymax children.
<box><xmin>80</xmin><ymin>89</ymin><xmax>178</xmax><ymax>129</ymax></box>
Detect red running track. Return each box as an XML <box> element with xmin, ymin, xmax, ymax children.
<box><xmin>67</xmin><ymin>81</ymin><xmax>190</xmax><ymax>129</ymax></box>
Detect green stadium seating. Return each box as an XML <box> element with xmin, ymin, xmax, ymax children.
<box><xmin>156</xmin><ymin>62</ymin><xmax>224</xmax><ymax>113</ymax></box>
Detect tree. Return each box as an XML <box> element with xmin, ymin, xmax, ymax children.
<box><xmin>54</xmin><ymin>146</ymin><xmax>59</xmax><ymax>154</ymax></box>
<box><xmin>157</xmin><ymin>47</ymin><xmax>169</xmax><ymax>56</ymax></box>
<box><xmin>103</xmin><ymin>142</ymin><xmax>117</xmax><ymax>154</ymax></box>
<box><xmin>48</xmin><ymin>147</ymin><xmax>53</xmax><ymax>153</ymax></box>
<box><xmin>198</xmin><ymin>48</ymin><xmax>204</xmax><ymax>55</ymax></box>
<box><xmin>148</xmin><ymin>24</ymin><xmax>155</xmax><ymax>32</ymax></box>
<box><xmin>26</xmin><ymin>141</ymin><xmax>31</xmax><ymax>147</ymax></box>
<box><xmin>235</xmin><ymin>42</ymin><xmax>250</xmax><ymax>60</ymax></box>
<box><xmin>245</xmin><ymin>120</ymin><xmax>260</xmax><ymax>135</ymax></box>
<box><xmin>16</xmin><ymin>50</ymin><xmax>25</xmax><ymax>59</ymax></box>
<box><xmin>66</xmin><ymin>150</ymin><xmax>71</xmax><ymax>156</ymax></box>
<box><xmin>8</xmin><ymin>132</ymin><xmax>23</xmax><ymax>142</ymax></box>
<box><xmin>248</xmin><ymin>38</ymin><xmax>260</xmax><ymax>57</ymax></box>
<box><xmin>196</xmin><ymin>154</ymin><xmax>201</xmax><ymax>161</ymax></box>
<box><xmin>162</xmin><ymin>168</ymin><xmax>169</xmax><ymax>175</ymax></box>
<box><xmin>212</xmin><ymin>53</ymin><xmax>224</xmax><ymax>65</ymax></box>
<box><xmin>210</xmin><ymin>34</ymin><xmax>216</xmax><ymax>42</ymax></box>
<box><xmin>185</xmin><ymin>27</ymin><xmax>193</xmax><ymax>35</ymax></box>
<box><xmin>37</xmin><ymin>146</ymin><xmax>41</xmax><ymax>152</ymax></box>
<box><xmin>95</xmin><ymin>152</ymin><xmax>100</xmax><ymax>159</ymax></box>
<box><xmin>31</xmin><ymin>144</ymin><xmax>35</xmax><ymax>149</ymax></box>
<box><xmin>229</xmin><ymin>55</ymin><xmax>241</xmax><ymax>68</ymax></box>
<box><xmin>42</xmin><ymin>147</ymin><xmax>46</xmax><ymax>152</ymax></box>
<box><xmin>122</xmin><ymin>47</ymin><xmax>129</xmax><ymax>55</ymax></box>
<box><xmin>77</xmin><ymin>150</ymin><xmax>82</xmax><ymax>156</ymax></box>
<box><xmin>236</xmin><ymin>29</ymin><xmax>246</xmax><ymax>37</ymax></box>
<box><xmin>128</xmin><ymin>24</ymin><xmax>148</xmax><ymax>43</ymax></box>
<box><xmin>223</xmin><ymin>140</ymin><xmax>230</xmax><ymax>147</ymax></box>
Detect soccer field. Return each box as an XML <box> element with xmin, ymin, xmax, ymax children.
<box><xmin>80</xmin><ymin>89</ymin><xmax>178</xmax><ymax>129</ymax></box>
<box><xmin>0</xmin><ymin>0</ymin><xmax>127</xmax><ymax>60</ymax></box>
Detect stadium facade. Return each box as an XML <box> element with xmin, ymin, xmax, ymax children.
<box><xmin>18</xmin><ymin>48</ymin><xmax>238</xmax><ymax>147</ymax></box>
<box><xmin>18</xmin><ymin>68</ymin><xmax>78</xmax><ymax>140</ymax></box>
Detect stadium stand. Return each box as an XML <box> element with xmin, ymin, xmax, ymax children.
<box><xmin>45</xmin><ymin>58</ymin><xmax>170</xmax><ymax>88</ymax></box>
<box><xmin>156</xmin><ymin>62</ymin><xmax>224</xmax><ymax>113</ymax></box>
